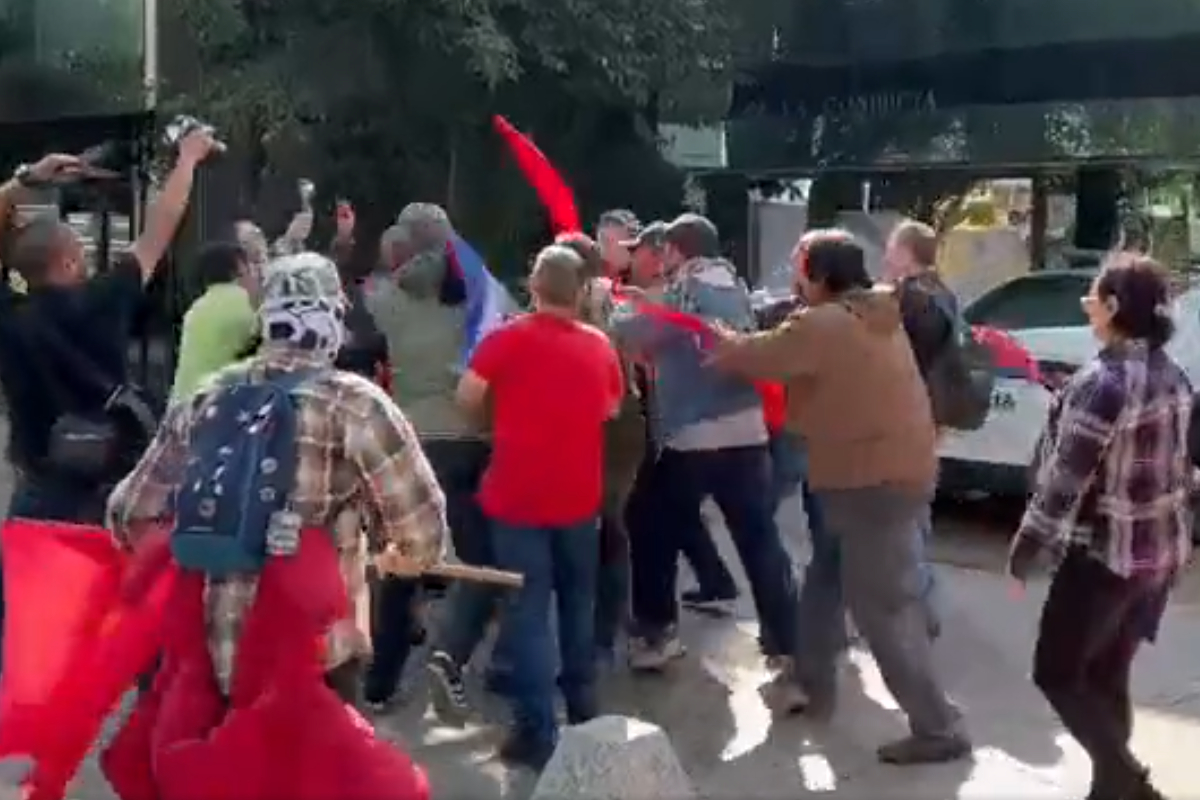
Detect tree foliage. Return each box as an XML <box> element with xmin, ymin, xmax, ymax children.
<box><xmin>165</xmin><ymin>0</ymin><xmax>732</xmax><ymax>275</ymax></box>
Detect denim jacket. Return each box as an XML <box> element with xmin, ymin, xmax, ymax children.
<box><xmin>611</xmin><ymin>258</ymin><xmax>761</xmax><ymax>445</ymax></box>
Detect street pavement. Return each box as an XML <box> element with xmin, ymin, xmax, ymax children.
<box><xmin>3</xmin><ymin>453</ymin><xmax>1196</xmax><ymax>798</ymax></box>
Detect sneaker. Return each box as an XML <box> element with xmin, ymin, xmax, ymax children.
<box><xmin>496</xmin><ymin>731</ymin><xmax>556</xmax><ymax>772</ymax></box>
<box><xmin>681</xmin><ymin>588</ymin><xmax>737</xmax><ymax>616</ymax></box>
<box><xmin>426</xmin><ymin>651</ymin><xmax>470</xmax><ymax>723</ymax></box>
<box><xmin>628</xmin><ymin>634</ymin><xmax>687</xmax><ymax>672</ymax></box>
<box><xmin>876</xmin><ymin>733</ymin><xmax>972</xmax><ymax>765</ymax></box>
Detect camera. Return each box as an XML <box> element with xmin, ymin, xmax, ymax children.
<box><xmin>163</xmin><ymin>114</ymin><xmax>227</xmax><ymax>154</ymax></box>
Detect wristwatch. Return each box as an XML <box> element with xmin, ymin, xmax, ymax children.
<box><xmin>12</xmin><ymin>164</ymin><xmax>35</xmax><ymax>187</ymax></box>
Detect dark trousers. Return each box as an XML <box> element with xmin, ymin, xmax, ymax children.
<box><xmin>1033</xmin><ymin>548</ymin><xmax>1165</xmax><ymax>796</ymax></box>
<box><xmin>424</xmin><ymin>439</ymin><xmax>496</xmax><ymax>666</ymax></box>
<box><xmin>364</xmin><ymin>438</ymin><xmax>489</xmax><ymax>702</ymax></box>
<box><xmin>667</xmin><ymin>431</ymin><xmax>815</xmax><ymax>607</ymax></box>
<box><xmin>594</xmin><ymin>515</ymin><xmax>630</xmax><ymax>653</ymax></box>
<box><xmin>628</xmin><ymin>445</ymin><xmax>800</xmax><ymax>657</ymax></box>
<box><xmin>627</xmin><ymin>449</ymin><xmax>727</xmax><ymax>629</ymax></box>
<box><xmin>492</xmin><ymin>517</ymin><xmax>599</xmax><ymax>748</ymax></box>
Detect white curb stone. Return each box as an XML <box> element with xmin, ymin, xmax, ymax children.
<box><xmin>531</xmin><ymin>715</ymin><xmax>696</xmax><ymax>800</ymax></box>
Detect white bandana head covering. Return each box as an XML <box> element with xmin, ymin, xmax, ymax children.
<box><xmin>259</xmin><ymin>251</ymin><xmax>347</xmax><ymax>360</ymax></box>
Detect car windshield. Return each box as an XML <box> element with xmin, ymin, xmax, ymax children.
<box><xmin>963</xmin><ymin>273</ymin><xmax>1094</xmax><ymax>330</ymax></box>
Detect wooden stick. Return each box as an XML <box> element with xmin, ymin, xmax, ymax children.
<box><xmin>372</xmin><ymin>554</ymin><xmax>523</xmax><ymax>588</ymax></box>
<box><xmin>426</xmin><ymin>562</ymin><xmax>524</xmax><ymax>588</ymax></box>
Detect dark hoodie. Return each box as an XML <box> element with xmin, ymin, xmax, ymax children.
<box><xmin>896</xmin><ymin>269</ymin><xmax>957</xmax><ymax>381</ymax></box>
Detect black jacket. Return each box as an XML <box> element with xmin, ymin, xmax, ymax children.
<box><xmin>336</xmin><ymin>280</ymin><xmax>388</xmax><ymax>378</ymax></box>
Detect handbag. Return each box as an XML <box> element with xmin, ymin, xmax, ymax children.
<box><xmin>20</xmin><ymin>316</ymin><xmax>159</xmax><ymax>483</ymax></box>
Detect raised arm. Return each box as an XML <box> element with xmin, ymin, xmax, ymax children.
<box><xmin>128</xmin><ymin>129</ymin><xmax>220</xmax><ymax>285</ymax></box>
<box><xmin>0</xmin><ymin>154</ymin><xmax>86</xmax><ymax>265</ymax></box>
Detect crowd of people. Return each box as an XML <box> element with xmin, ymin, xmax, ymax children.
<box><xmin>0</xmin><ymin>136</ymin><xmax>1191</xmax><ymax>800</ymax></box>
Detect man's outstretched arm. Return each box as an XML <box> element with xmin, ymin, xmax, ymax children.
<box><xmin>127</xmin><ymin>129</ymin><xmax>220</xmax><ymax>285</ymax></box>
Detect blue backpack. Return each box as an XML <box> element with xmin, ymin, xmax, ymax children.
<box><xmin>171</xmin><ymin>368</ymin><xmax>323</xmax><ymax>577</ymax></box>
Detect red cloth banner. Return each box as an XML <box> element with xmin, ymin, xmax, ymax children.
<box><xmin>0</xmin><ymin>520</ymin><xmax>175</xmax><ymax>800</ymax></box>
<box><xmin>492</xmin><ymin>115</ymin><xmax>581</xmax><ymax>234</ymax></box>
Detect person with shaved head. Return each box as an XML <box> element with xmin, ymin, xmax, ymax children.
<box><xmin>455</xmin><ymin>243</ymin><xmax>623</xmax><ymax>768</ymax></box>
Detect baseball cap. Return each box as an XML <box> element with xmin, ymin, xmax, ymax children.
<box><xmin>664</xmin><ymin>213</ymin><xmax>720</xmax><ymax>260</ymax></box>
<box><xmin>618</xmin><ymin>220</ymin><xmax>667</xmax><ymax>250</ymax></box>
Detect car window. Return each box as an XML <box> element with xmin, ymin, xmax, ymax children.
<box><xmin>963</xmin><ymin>275</ymin><xmax>1093</xmax><ymax>330</ymax></box>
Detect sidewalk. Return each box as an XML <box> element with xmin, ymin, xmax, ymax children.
<box><xmin>363</xmin><ymin>564</ymin><xmax>1200</xmax><ymax>800</ymax></box>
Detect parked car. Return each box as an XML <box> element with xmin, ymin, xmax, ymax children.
<box><xmin>938</xmin><ymin>269</ymin><xmax>1200</xmax><ymax>502</ymax></box>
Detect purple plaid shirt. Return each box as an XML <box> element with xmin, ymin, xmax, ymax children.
<box><xmin>1017</xmin><ymin>340</ymin><xmax>1193</xmax><ymax>580</ymax></box>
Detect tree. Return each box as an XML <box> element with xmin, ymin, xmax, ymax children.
<box><xmin>165</xmin><ymin>0</ymin><xmax>731</xmax><ymax>276</ymax></box>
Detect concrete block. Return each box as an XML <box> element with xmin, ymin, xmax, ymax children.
<box><xmin>531</xmin><ymin>715</ymin><xmax>695</xmax><ymax>800</ymax></box>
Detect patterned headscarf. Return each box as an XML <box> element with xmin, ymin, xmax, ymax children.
<box><xmin>258</xmin><ymin>252</ymin><xmax>347</xmax><ymax>360</ymax></box>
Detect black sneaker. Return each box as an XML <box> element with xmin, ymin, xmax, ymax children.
<box><xmin>681</xmin><ymin>588</ymin><xmax>737</xmax><ymax>616</ymax></box>
<box><xmin>426</xmin><ymin>651</ymin><xmax>470</xmax><ymax>724</ymax></box>
<box><xmin>496</xmin><ymin>731</ymin><xmax>556</xmax><ymax>772</ymax></box>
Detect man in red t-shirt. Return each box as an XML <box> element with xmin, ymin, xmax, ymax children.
<box><xmin>455</xmin><ymin>243</ymin><xmax>623</xmax><ymax>769</ymax></box>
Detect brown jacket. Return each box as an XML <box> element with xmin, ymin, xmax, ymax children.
<box><xmin>713</xmin><ymin>285</ymin><xmax>937</xmax><ymax>493</ymax></box>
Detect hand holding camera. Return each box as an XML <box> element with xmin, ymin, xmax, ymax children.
<box><xmin>164</xmin><ymin>115</ymin><xmax>225</xmax><ymax>166</ymax></box>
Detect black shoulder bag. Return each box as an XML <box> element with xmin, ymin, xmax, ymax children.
<box><xmin>20</xmin><ymin>317</ymin><xmax>159</xmax><ymax>484</ymax></box>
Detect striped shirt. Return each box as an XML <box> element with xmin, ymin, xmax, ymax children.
<box><xmin>107</xmin><ymin>347</ymin><xmax>448</xmax><ymax>691</ymax></box>
<box><xmin>1017</xmin><ymin>340</ymin><xmax>1193</xmax><ymax>580</ymax></box>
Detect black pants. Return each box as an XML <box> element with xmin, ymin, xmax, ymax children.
<box><xmin>627</xmin><ymin>446</ymin><xmax>799</xmax><ymax>656</ymax></box>
<box><xmin>365</xmin><ymin>438</ymin><xmax>490</xmax><ymax>701</ymax></box>
<box><xmin>1032</xmin><ymin>548</ymin><xmax>1165</xmax><ymax>796</ymax></box>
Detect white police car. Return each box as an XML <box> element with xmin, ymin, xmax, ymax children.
<box><xmin>938</xmin><ymin>269</ymin><xmax>1200</xmax><ymax>497</ymax></box>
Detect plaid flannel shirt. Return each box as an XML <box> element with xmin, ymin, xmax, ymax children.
<box><xmin>1017</xmin><ymin>340</ymin><xmax>1193</xmax><ymax>580</ymax></box>
<box><xmin>107</xmin><ymin>348</ymin><xmax>448</xmax><ymax>692</ymax></box>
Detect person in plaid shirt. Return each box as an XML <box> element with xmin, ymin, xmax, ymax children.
<box><xmin>1008</xmin><ymin>254</ymin><xmax>1191</xmax><ymax>800</ymax></box>
<box><xmin>107</xmin><ymin>251</ymin><xmax>448</xmax><ymax>704</ymax></box>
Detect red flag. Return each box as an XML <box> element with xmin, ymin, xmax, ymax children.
<box><xmin>492</xmin><ymin>115</ymin><xmax>580</xmax><ymax>234</ymax></box>
<box><xmin>0</xmin><ymin>520</ymin><xmax>174</xmax><ymax>800</ymax></box>
<box><xmin>971</xmin><ymin>325</ymin><xmax>1043</xmax><ymax>384</ymax></box>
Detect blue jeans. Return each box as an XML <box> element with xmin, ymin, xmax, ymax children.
<box><xmin>760</xmin><ymin>433</ymin><xmax>840</xmax><ymax>659</ymax></box>
<box><xmin>491</xmin><ymin>517</ymin><xmax>600</xmax><ymax>748</ymax></box>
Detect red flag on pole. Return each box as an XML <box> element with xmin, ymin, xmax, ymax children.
<box><xmin>492</xmin><ymin>115</ymin><xmax>581</xmax><ymax>234</ymax></box>
<box><xmin>0</xmin><ymin>520</ymin><xmax>175</xmax><ymax>800</ymax></box>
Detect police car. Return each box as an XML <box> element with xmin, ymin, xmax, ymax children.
<box><xmin>938</xmin><ymin>269</ymin><xmax>1200</xmax><ymax>497</ymax></box>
